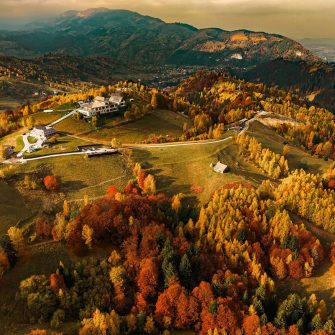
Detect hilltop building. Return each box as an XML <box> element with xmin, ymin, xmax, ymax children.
<box><xmin>77</xmin><ymin>94</ymin><xmax>125</xmax><ymax>118</ymax></box>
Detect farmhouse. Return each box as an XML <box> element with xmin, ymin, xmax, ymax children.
<box><xmin>213</xmin><ymin>161</ymin><xmax>229</xmax><ymax>174</ymax></box>
<box><xmin>77</xmin><ymin>95</ymin><xmax>120</xmax><ymax>118</ymax></box>
<box><xmin>31</xmin><ymin>126</ymin><xmax>57</xmax><ymax>138</ymax></box>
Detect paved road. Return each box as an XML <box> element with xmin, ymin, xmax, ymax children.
<box><xmin>48</xmin><ymin>110</ymin><xmax>76</xmax><ymax>127</ymax></box>
<box><xmin>126</xmin><ymin>136</ymin><xmax>233</xmax><ymax>149</ymax></box>
<box><xmin>16</xmin><ymin>134</ymin><xmax>30</xmax><ymax>158</ymax></box>
<box><xmin>22</xmin><ymin>148</ymin><xmax>118</xmax><ymax>162</ymax></box>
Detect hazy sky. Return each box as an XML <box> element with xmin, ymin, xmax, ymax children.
<box><xmin>0</xmin><ymin>0</ymin><xmax>334</xmax><ymax>38</ymax></box>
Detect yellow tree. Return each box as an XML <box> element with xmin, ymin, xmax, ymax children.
<box><xmin>7</xmin><ymin>226</ymin><xmax>24</xmax><ymax>254</ymax></box>
<box><xmin>82</xmin><ymin>225</ymin><xmax>94</xmax><ymax>249</ymax></box>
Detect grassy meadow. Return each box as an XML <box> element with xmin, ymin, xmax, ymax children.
<box><xmin>52</xmin><ymin>109</ymin><xmax>188</xmax><ymax>144</ymax></box>
<box><xmin>0</xmin><ymin>181</ymin><xmax>32</xmax><ymax>236</ymax></box>
<box><xmin>15</xmin><ymin>154</ymin><xmax>132</xmax><ymax>201</ymax></box>
<box><xmin>132</xmin><ymin>136</ymin><xmax>265</xmax><ymax>204</ymax></box>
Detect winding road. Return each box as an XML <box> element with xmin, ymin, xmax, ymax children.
<box><xmin>2</xmin><ymin>110</ymin><xmax>280</xmax><ymax>164</ymax></box>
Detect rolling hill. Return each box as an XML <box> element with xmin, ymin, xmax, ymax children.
<box><xmin>238</xmin><ymin>59</ymin><xmax>335</xmax><ymax>112</ymax></box>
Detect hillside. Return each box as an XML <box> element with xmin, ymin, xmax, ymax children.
<box><xmin>238</xmin><ymin>59</ymin><xmax>335</xmax><ymax>112</ymax></box>
<box><xmin>0</xmin><ymin>54</ymin><xmax>201</xmax><ymax>112</ymax></box>
<box><xmin>0</xmin><ymin>8</ymin><xmax>318</xmax><ymax>67</ymax></box>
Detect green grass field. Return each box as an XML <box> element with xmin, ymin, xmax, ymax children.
<box><xmin>53</xmin><ymin>102</ymin><xmax>78</xmax><ymax>112</ymax></box>
<box><xmin>31</xmin><ymin>110</ymin><xmax>66</xmax><ymax>126</ymax></box>
<box><xmin>0</xmin><ymin>181</ymin><xmax>32</xmax><ymax>236</ymax></box>
<box><xmin>16</xmin><ymin>154</ymin><xmax>132</xmax><ymax>201</ymax></box>
<box><xmin>54</xmin><ymin>109</ymin><xmax>188</xmax><ymax>144</ymax></box>
<box><xmin>132</xmin><ymin>136</ymin><xmax>264</xmax><ymax>204</ymax></box>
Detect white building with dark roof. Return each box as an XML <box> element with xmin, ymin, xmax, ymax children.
<box><xmin>31</xmin><ymin>126</ymin><xmax>57</xmax><ymax>138</ymax></box>
<box><xmin>213</xmin><ymin>161</ymin><xmax>229</xmax><ymax>174</ymax></box>
<box><xmin>77</xmin><ymin>95</ymin><xmax>119</xmax><ymax>118</ymax></box>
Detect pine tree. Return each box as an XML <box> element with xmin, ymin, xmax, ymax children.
<box><xmin>179</xmin><ymin>254</ymin><xmax>192</xmax><ymax>288</ymax></box>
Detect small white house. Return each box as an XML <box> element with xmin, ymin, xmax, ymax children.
<box><xmin>31</xmin><ymin>126</ymin><xmax>57</xmax><ymax>138</ymax></box>
<box><xmin>231</xmin><ymin>53</ymin><xmax>243</xmax><ymax>60</ymax></box>
<box><xmin>213</xmin><ymin>162</ymin><xmax>229</xmax><ymax>174</ymax></box>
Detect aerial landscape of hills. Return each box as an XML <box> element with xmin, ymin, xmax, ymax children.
<box><xmin>1</xmin><ymin>3</ymin><xmax>335</xmax><ymax>335</ymax></box>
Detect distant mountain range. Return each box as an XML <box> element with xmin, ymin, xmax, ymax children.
<box><xmin>0</xmin><ymin>8</ymin><xmax>318</xmax><ymax>67</ymax></box>
<box><xmin>300</xmin><ymin>38</ymin><xmax>335</xmax><ymax>63</ymax></box>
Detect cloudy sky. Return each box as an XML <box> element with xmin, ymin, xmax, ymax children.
<box><xmin>0</xmin><ymin>0</ymin><xmax>334</xmax><ymax>38</ymax></box>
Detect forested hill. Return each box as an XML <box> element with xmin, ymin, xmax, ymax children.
<box><xmin>238</xmin><ymin>59</ymin><xmax>335</xmax><ymax>113</ymax></box>
<box><xmin>0</xmin><ymin>8</ymin><xmax>317</xmax><ymax>67</ymax></box>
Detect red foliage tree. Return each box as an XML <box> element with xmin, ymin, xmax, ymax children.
<box><xmin>175</xmin><ymin>291</ymin><xmax>200</xmax><ymax>329</ymax></box>
<box><xmin>34</xmin><ymin>217</ymin><xmax>52</xmax><ymax>238</ymax></box>
<box><xmin>113</xmin><ymin>283</ymin><xmax>128</xmax><ymax>314</ymax></box>
<box><xmin>155</xmin><ymin>283</ymin><xmax>183</xmax><ymax>327</ymax></box>
<box><xmin>43</xmin><ymin>175</ymin><xmax>58</xmax><ymax>191</ymax></box>
<box><xmin>191</xmin><ymin>281</ymin><xmax>214</xmax><ymax>309</ymax></box>
<box><xmin>200</xmin><ymin>297</ymin><xmax>241</xmax><ymax>335</ymax></box>
<box><xmin>107</xmin><ymin>185</ymin><xmax>118</xmax><ymax>197</ymax></box>
<box><xmin>137</xmin><ymin>170</ymin><xmax>147</xmax><ymax>190</ymax></box>
<box><xmin>328</xmin><ymin>179</ymin><xmax>335</xmax><ymax>190</ymax></box>
<box><xmin>137</xmin><ymin>257</ymin><xmax>159</xmax><ymax>301</ymax></box>
<box><xmin>261</xmin><ymin>322</ymin><xmax>281</xmax><ymax>335</ymax></box>
<box><xmin>243</xmin><ymin>315</ymin><xmax>261</xmax><ymax>335</ymax></box>
<box><xmin>288</xmin><ymin>258</ymin><xmax>304</xmax><ymax>279</ymax></box>
<box><xmin>287</xmin><ymin>325</ymin><xmax>300</xmax><ymax>335</ymax></box>
<box><xmin>50</xmin><ymin>273</ymin><xmax>65</xmax><ymax>293</ymax></box>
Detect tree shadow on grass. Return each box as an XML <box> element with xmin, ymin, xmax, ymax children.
<box><xmin>147</xmin><ymin>168</ymin><xmax>163</xmax><ymax>175</ymax></box>
<box><xmin>61</xmin><ymin>180</ymin><xmax>88</xmax><ymax>193</ymax></box>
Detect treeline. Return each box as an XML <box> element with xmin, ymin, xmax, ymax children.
<box><xmin>236</xmin><ymin>134</ymin><xmax>289</xmax><ymax>178</ymax></box>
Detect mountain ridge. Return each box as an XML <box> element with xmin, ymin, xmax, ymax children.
<box><xmin>0</xmin><ymin>8</ymin><xmax>318</xmax><ymax>67</ymax></box>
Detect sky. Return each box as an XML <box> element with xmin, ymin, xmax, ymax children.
<box><xmin>0</xmin><ymin>0</ymin><xmax>334</xmax><ymax>38</ymax></box>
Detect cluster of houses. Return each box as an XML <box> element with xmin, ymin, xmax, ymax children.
<box><xmin>77</xmin><ymin>93</ymin><xmax>126</xmax><ymax>118</ymax></box>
